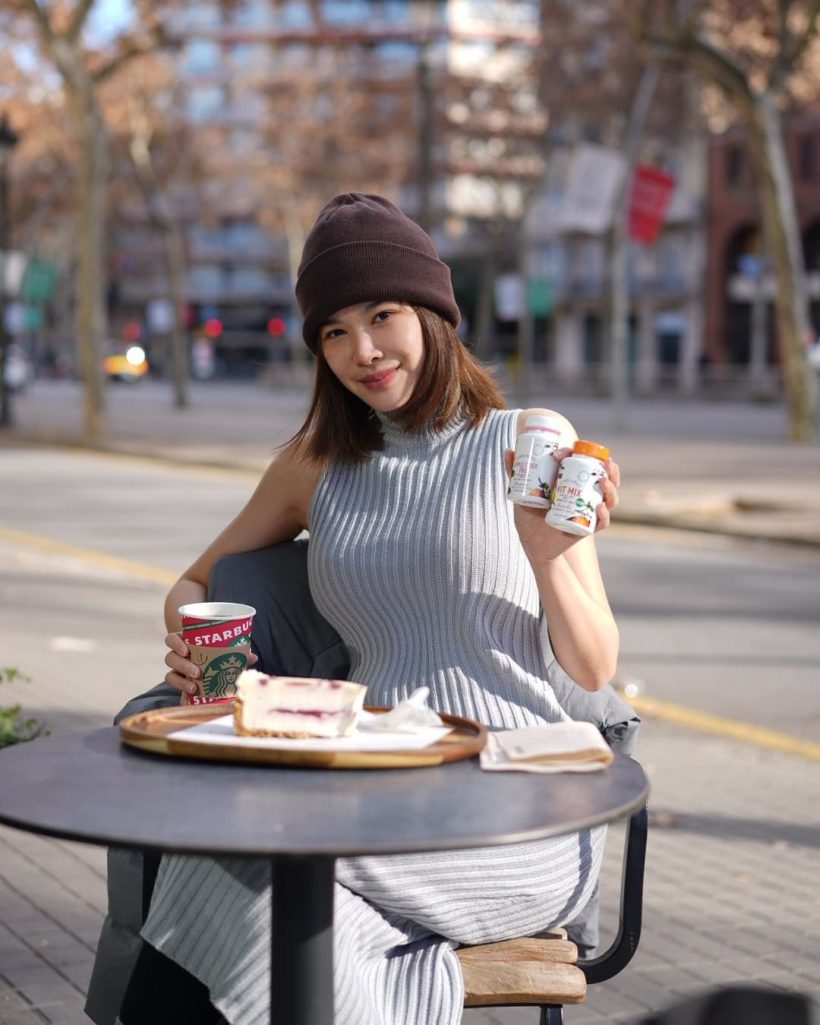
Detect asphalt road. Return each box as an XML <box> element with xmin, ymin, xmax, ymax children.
<box><xmin>1</xmin><ymin>447</ymin><xmax>819</xmax><ymax>745</ymax></box>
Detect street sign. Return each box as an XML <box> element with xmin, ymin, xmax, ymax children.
<box><xmin>20</xmin><ymin>258</ymin><xmax>58</xmax><ymax>303</ymax></box>
<box><xmin>527</xmin><ymin>277</ymin><xmax>552</xmax><ymax>317</ymax></box>
<box><xmin>628</xmin><ymin>164</ymin><xmax>676</xmax><ymax>244</ymax></box>
<box><xmin>561</xmin><ymin>144</ymin><xmax>625</xmax><ymax>234</ymax></box>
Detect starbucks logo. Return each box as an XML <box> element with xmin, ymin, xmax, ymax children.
<box><xmin>202</xmin><ymin>653</ymin><xmax>246</xmax><ymax>697</ymax></box>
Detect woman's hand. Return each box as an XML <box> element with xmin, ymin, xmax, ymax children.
<box><xmin>504</xmin><ymin>448</ymin><xmax>621</xmax><ymax>563</ymax></box>
<box><xmin>164</xmin><ymin>633</ymin><xmax>258</xmax><ymax>705</ymax></box>
<box><xmin>591</xmin><ymin>453</ymin><xmax>621</xmax><ymax>531</ymax></box>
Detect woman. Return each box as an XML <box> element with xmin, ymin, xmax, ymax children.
<box><xmin>124</xmin><ymin>193</ymin><xmax>621</xmax><ymax>1025</ymax></box>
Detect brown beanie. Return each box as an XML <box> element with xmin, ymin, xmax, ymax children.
<box><xmin>295</xmin><ymin>193</ymin><xmax>460</xmax><ymax>351</ymax></box>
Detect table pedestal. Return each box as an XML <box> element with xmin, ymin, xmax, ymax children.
<box><xmin>272</xmin><ymin>856</ymin><xmax>336</xmax><ymax>1024</ymax></box>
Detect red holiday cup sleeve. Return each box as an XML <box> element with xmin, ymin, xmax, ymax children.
<box><xmin>180</xmin><ymin>615</ymin><xmax>254</xmax><ymax>649</ymax></box>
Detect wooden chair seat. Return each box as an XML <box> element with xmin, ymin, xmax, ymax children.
<box><xmin>457</xmin><ymin>929</ymin><xmax>587</xmax><ymax>1007</ymax></box>
<box><xmin>456</xmin><ymin>805</ymin><xmax>649</xmax><ymax>1021</ymax></box>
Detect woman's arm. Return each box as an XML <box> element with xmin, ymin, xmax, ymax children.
<box><xmin>509</xmin><ymin>409</ymin><xmax>620</xmax><ymax>691</ymax></box>
<box><xmin>163</xmin><ymin>445</ymin><xmax>321</xmax><ymax>696</ymax></box>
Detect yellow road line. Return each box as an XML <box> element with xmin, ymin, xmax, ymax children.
<box><xmin>627</xmin><ymin>693</ymin><xmax>820</xmax><ymax>762</ymax></box>
<box><xmin>0</xmin><ymin>527</ymin><xmax>178</xmax><ymax>586</ymax></box>
<box><xmin>4</xmin><ymin>525</ymin><xmax>819</xmax><ymax>760</ymax></box>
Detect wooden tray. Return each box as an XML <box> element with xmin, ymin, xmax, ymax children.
<box><xmin>119</xmin><ymin>703</ymin><xmax>487</xmax><ymax>769</ymax></box>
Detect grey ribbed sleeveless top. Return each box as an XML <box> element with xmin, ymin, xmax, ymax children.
<box><xmin>307</xmin><ymin>408</ymin><xmax>568</xmax><ymax>728</ymax></box>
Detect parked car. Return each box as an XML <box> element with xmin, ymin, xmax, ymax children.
<box><xmin>103</xmin><ymin>345</ymin><xmax>149</xmax><ymax>383</ymax></box>
<box><xmin>3</xmin><ymin>343</ymin><xmax>33</xmax><ymax>393</ymax></box>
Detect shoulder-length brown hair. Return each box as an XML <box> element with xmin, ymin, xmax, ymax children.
<box><xmin>283</xmin><ymin>306</ymin><xmax>506</xmax><ymax>464</ymax></box>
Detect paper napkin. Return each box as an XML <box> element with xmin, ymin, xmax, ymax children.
<box><xmin>480</xmin><ymin>721</ymin><xmax>613</xmax><ymax>773</ymax></box>
<box><xmin>358</xmin><ymin>687</ymin><xmax>446</xmax><ymax>733</ymax></box>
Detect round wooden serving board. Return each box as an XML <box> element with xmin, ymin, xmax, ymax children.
<box><xmin>119</xmin><ymin>703</ymin><xmax>487</xmax><ymax>769</ymax></box>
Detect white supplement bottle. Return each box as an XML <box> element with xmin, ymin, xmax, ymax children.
<box><xmin>507</xmin><ymin>414</ymin><xmax>565</xmax><ymax>508</ymax></box>
<box><xmin>545</xmin><ymin>439</ymin><xmax>609</xmax><ymax>535</ymax></box>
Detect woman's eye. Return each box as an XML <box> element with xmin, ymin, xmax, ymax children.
<box><xmin>374</xmin><ymin>309</ymin><xmax>392</xmax><ymax>322</ymax></box>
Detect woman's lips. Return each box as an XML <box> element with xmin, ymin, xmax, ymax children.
<box><xmin>360</xmin><ymin>367</ymin><xmax>398</xmax><ymax>390</ymax></box>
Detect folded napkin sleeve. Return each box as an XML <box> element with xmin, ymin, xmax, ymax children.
<box><xmin>480</xmin><ymin>721</ymin><xmax>614</xmax><ymax>773</ymax></box>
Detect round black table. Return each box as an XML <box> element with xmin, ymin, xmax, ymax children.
<box><xmin>0</xmin><ymin>727</ymin><xmax>648</xmax><ymax>1024</ymax></box>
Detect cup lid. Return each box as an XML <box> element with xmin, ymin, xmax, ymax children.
<box><xmin>178</xmin><ymin>602</ymin><xmax>256</xmax><ymax>621</ymax></box>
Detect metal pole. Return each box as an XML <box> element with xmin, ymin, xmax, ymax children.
<box><xmin>0</xmin><ymin>150</ymin><xmax>10</xmax><ymax>428</ymax></box>
<box><xmin>607</xmin><ymin>65</ymin><xmax>660</xmax><ymax>434</ymax></box>
<box><xmin>271</xmin><ymin>855</ymin><xmax>335</xmax><ymax>1025</ymax></box>
<box><xmin>417</xmin><ymin>38</ymin><xmax>433</xmax><ymax>234</ymax></box>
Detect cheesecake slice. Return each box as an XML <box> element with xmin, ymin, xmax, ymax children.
<box><xmin>233</xmin><ymin>670</ymin><xmax>367</xmax><ymax>739</ymax></box>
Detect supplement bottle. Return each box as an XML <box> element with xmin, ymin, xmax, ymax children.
<box><xmin>507</xmin><ymin>414</ymin><xmax>565</xmax><ymax>508</ymax></box>
<box><xmin>545</xmin><ymin>439</ymin><xmax>609</xmax><ymax>535</ymax></box>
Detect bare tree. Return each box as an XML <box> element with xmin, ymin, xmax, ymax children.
<box><xmin>635</xmin><ymin>0</ymin><xmax>820</xmax><ymax>440</ymax></box>
<box><xmin>2</xmin><ymin>0</ymin><xmax>165</xmax><ymax>439</ymax></box>
<box><xmin>103</xmin><ymin>57</ymin><xmax>193</xmax><ymax>409</ymax></box>
<box><xmin>536</xmin><ymin>2</ymin><xmax>694</xmax><ymax>401</ymax></box>
<box><xmin>254</xmin><ymin>38</ymin><xmax>421</xmax><ymax>362</ymax></box>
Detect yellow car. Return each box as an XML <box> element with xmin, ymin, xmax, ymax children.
<box><xmin>103</xmin><ymin>345</ymin><xmax>149</xmax><ymax>383</ymax></box>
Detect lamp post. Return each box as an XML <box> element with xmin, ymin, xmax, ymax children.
<box><xmin>0</xmin><ymin>115</ymin><xmax>20</xmax><ymax>428</ymax></box>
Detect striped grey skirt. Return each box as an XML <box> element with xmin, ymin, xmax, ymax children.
<box><xmin>141</xmin><ymin>826</ymin><xmax>605</xmax><ymax>1025</ymax></box>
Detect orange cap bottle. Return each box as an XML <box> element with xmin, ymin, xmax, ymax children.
<box><xmin>573</xmin><ymin>439</ymin><xmax>610</xmax><ymax>460</ymax></box>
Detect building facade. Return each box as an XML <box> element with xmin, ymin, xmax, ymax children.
<box><xmin>704</xmin><ymin>111</ymin><xmax>820</xmax><ymax>395</ymax></box>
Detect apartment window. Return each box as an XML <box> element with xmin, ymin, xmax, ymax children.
<box><xmin>278</xmin><ymin>1</ymin><xmax>312</xmax><ymax>27</ymax></box>
<box><xmin>726</xmin><ymin>145</ymin><xmax>743</xmax><ymax>188</ymax></box>
<box><xmin>187</xmin><ymin>85</ymin><xmax>225</xmax><ymax>122</ymax></box>
<box><xmin>324</xmin><ymin>1</ymin><xmax>372</xmax><ymax>24</ymax></box>
<box><xmin>183</xmin><ymin>39</ymin><xmax>220</xmax><ymax>74</ymax></box>
<box><xmin>232</xmin><ymin>0</ymin><xmax>275</xmax><ymax>27</ymax></box>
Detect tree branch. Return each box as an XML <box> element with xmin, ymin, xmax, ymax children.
<box><xmin>18</xmin><ymin>0</ymin><xmax>55</xmax><ymax>41</ymax></box>
<box><xmin>92</xmin><ymin>24</ymin><xmax>167</xmax><ymax>83</ymax></box>
<box><xmin>66</xmin><ymin>0</ymin><xmax>96</xmax><ymax>44</ymax></box>
<box><xmin>639</xmin><ymin>10</ymin><xmax>754</xmax><ymax>108</ymax></box>
<box><xmin>783</xmin><ymin>0</ymin><xmax>820</xmax><ymax>71</ymax></box>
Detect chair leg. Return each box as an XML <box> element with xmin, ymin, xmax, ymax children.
<box><xmin>540</xmin><ymin>1006</ymin><xmax>564</xmax><ymax>1025</ymax></box>
<box><xmin>578</xmin><ymin>804</ymin><xmax>648</xmax><ymax>985</ymax></box>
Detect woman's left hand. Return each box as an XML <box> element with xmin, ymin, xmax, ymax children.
<box><xmin>593</xmin><ymin>453</ymin><xmax>621</xmax><ymax>531</ymax></box>
<box><xmin>504</xmin><ymin>448</ymin><xmax>621</xmax><ymax>561</ymax></box>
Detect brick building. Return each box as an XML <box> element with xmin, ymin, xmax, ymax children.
<box><xmin>703</xmin><ymin>111</ymin><xmax>820</xmax><ymax>390</ymax></box>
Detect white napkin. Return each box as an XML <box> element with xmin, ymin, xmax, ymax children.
<box><xmin>357</xmin><ymin>687</ymin><xmax>446</xmax><ymax>733</ymax></box>
<box><xmin>480</xmin><ymin>721</ymin><xmax>613</xmax><ymax>773</ymax></box>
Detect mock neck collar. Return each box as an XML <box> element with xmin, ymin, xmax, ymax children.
<box><xmin>374</xmin><ymin>410</ymin><xmax>468</xmax><ymax>450</ymax></box>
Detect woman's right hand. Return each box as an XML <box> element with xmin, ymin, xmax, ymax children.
<box><xmin>164</xmin><ymin>632</ymin><xmax>202</xmax><ymax>702</ymax></box>
<box><xmin>164</xmin><ymin>633</ymin><xmax>259</xmax><ymax>705</ymax></box>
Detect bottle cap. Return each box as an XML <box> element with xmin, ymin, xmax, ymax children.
<box><xmin>573</xmin><ymin>439</ymin><xmax>609</xmax><ymax>460</ymax></box>
<box><xmin>523</xmin><ymin>414</ymin><xmax>563</xmax><ymax>434</ymax></box>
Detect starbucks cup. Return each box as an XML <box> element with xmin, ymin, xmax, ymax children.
<box><xmin>178</xmin><ymin>602</ymin><xmax>256</xmax><ymax>706</ymax></box>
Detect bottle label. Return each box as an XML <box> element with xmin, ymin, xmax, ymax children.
<box><xmin>545</xmin><ymin>456</ymin><xmax>606</xmax><ymax>534</ymax></box>
<box><xmin>507</xmin><ymin>433</ymin><xmax>561</xmax><ymax>507</ymax></box>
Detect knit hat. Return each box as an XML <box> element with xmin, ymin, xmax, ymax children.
<box><xmin>295</xmin><ymin>192</ymin><xmax>460</xmax><ymax>351</ymax></box>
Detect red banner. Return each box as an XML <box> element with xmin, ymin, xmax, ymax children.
<box><xmin>628</xmin><ymin>164</ymin><xmax>676</xmax><ymax>244</ymax></box>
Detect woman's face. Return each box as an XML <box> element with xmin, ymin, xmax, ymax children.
<box><xmin>319</xmin><ymin>301</ymin><xmax>424</xmax><ymax>412</ymax></box>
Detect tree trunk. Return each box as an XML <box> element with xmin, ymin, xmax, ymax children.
<box><xmin>604</xmin><ymin>64</ymin><xmax>660</xmax><ymax>431</ymax></box>
<box><xmin>69</xmin><ymin>86</ymin><xmax>108</xmax><ymax>441</ymax></box>
<box><xmin>125</xmin><ymin>110</ymin><xmax>189</xmax><ymax>410</ymax></box>
<box><xmin>283</xmin><ymin>207</ymin><xmax>307</xmax><ymax>374</ymax></box>
<box><xmin>473</xmin><ymin>236</ymin><xmax>499</xmax><ymax>360</ymax></box>
<box><xmin>744</xmin><ymin>92</ymin><xmax>815</xmax><ymax>440</ymax></box>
